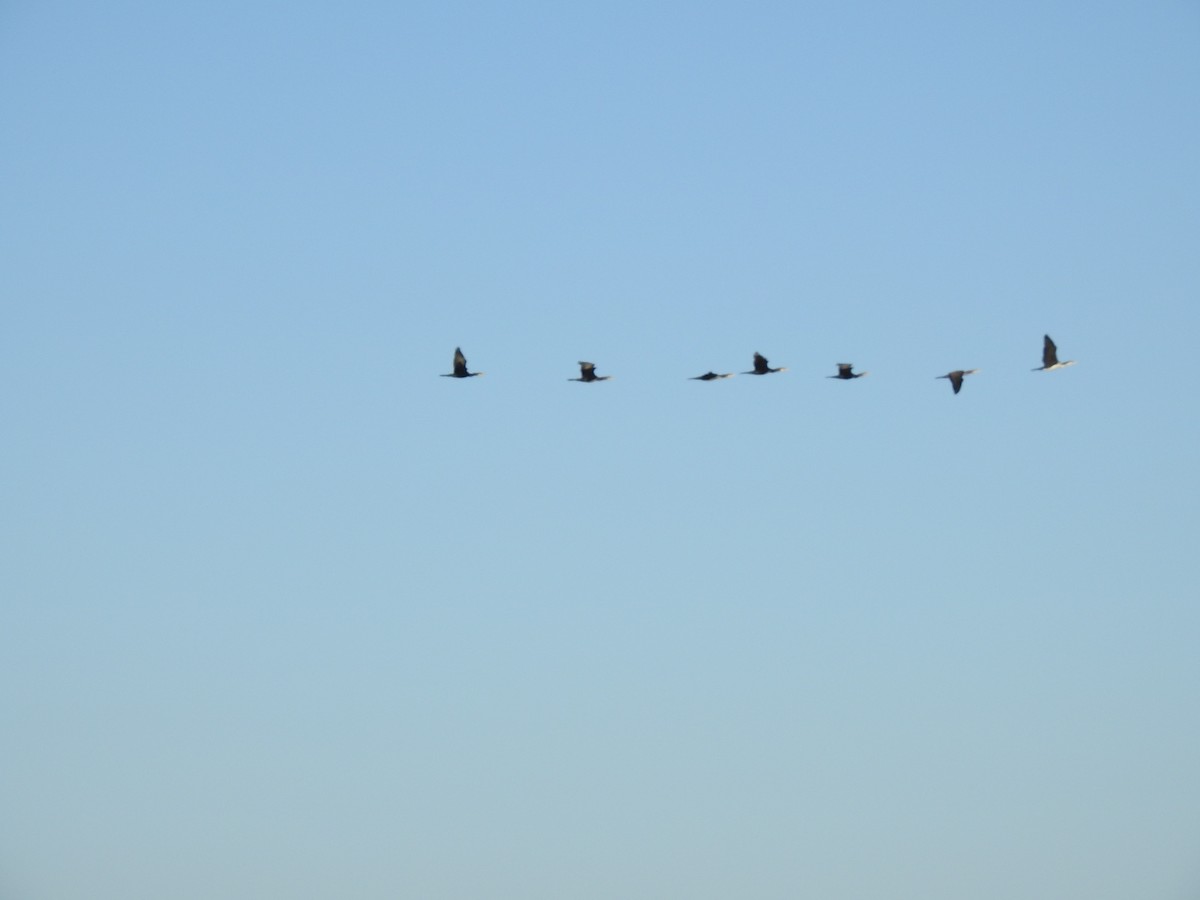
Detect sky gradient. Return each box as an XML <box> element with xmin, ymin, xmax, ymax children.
<box><xmin>3</xmin><ymin>2</ymin><xmax>1199</xmax><ymax>898</ymax></box>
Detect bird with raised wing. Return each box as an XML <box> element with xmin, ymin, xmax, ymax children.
<box><xmin>743</xmin><ymin>353</ymin><xmax>786</xmax><ymax>375</ymax></box>
<box><xmin>442</xmin><ymin>347</ymin><xmax>483</xmax><ymax>378</ymax></box>
<box><xmin>1033</xmin><ymin>335</ymin><xmax>1076</xmax><ymax>372</ymax></box>
<box><xmin>828</xmin><ymin>363</ymin><xmax>867</xmax><ymax>380</ymax></box>
<box><xmin>570</xmin><ymin>362</ymin><xmax>611</xmax><ymax>382</ymax></box>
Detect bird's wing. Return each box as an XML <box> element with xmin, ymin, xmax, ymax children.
<box><xmin>1043</xmin><ymin>335</ymin><xmax>1058</xmax><ymax>367</ymax></box>
<box><xmin>453</xmin><ymin>347</ymin><xmax>469</xmax><ymax>375</ymax></box>
<box><xmin>579</xmin><ymin>362</ymin><xmax>596</xmax><ymax>377</ymax></box>
<box><xmin>753</xmin><ymin>353</ymin><xmax>768</xmax><ymax>373</ymax></box>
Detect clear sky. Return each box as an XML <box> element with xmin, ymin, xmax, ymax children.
<box><xmin>2</xmin><ymin>1</ymin><xmax>1198</xmax><ymax>897</ymax></box>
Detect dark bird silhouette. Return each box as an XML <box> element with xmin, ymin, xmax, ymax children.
<box><xmin>937</xmin><ymin>369</ymin><xmax>979</xmax><ymax>394</ymax></box>
<box><xmin>690</xmin><ymin>371</ymin><xmax>734</xmax><ymax>381</ymax></box>
<box><xmin>743</xmin><ymin>353</ymin><xmax>787</xmax><ymax>375</ymax></box>
<box><xmin>828</xmin><ymin>363</ymin><xmax>868</xmax><ymax>380</ymax></box>
<box><xmin>442</xmin><ymin>347</ymin><xmax>483</xmax><ymax>378</ymax></box>
<box><xmin>1033</xmin><ymin>334</ymin><xmax>1076</xmax><ymax>371</ymax></box>
<box><xmin>570</xmin><ymin>361</ymin><xmax>611</xmax><ymax>382</ymax></box>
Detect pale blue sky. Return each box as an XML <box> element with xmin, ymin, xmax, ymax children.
<box><xmin>2</xmin><ymin>2</ymin><xmax>1199</xmax><ymax>898</ymax></box>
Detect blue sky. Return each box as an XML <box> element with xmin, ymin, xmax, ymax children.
<box><xmin>2</xmin><ymin>2</ymin><xmax>1199</xmax><ymax>897</ymax></box>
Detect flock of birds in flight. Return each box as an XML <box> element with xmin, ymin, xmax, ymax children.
<box><xmin>442</xmin><ymin>335</ymin><xmax>1077</xmax><ymax>393</ymax></box>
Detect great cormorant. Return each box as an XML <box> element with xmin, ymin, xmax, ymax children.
<box><xmin>442</xmin><ymin>347</ymin><xmax>483</xmax><ymax>378</ymax></box>
<box><xmin>937</xmin><ymin>369</ymin><xmax>978</xmax><ymax>394</ymax></box>
<box><xmin>743</xmin><ymin>353</ymin><xmax>786</xmax><ymax>375</ymax></box>
<box><xmin>1033</xmin><ymin>335</ymin><xmax>1076</xmax><ymax>372</ymax></box>
<box><xmin>570</xmin><ymin>362</ymin><xmax>611</xmax><ymax>382</ymax></box>
<box><xmin>828</xmin><ymin>363</ymin><xmax>867</xmax><ymax>380</ymax></box>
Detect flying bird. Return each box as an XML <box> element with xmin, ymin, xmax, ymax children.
<box><xmin>1033</xmin><ymin>334</ymin><xmax>1076</xmax><ymax>371</ymax></box>
<box><xmin>828</xmin><ymin>363</ymin><xmax>868</xmax><ymax>380</ymax></box>
<box><xmin>744</xmin><ymin>353</ymin><xmax>787</xmax><ymax>375</ymax></box>
<box><xmin>690</xmin><ymin>371</ymin><xmax>734</xmax><ymax>381</ymax></box>
<box><xmin>570</xmin><ymin>361</ymin><xmax>611</xmax><ymax>382</ymax></box>
<box><xmin>442</xmin><ymin>347</ymin><xmax>483</xmax><ymax>378</ymax></box>
<box><xmin>937</xmin><ymin>369</ymin><xmax>979</xmax><ymax>394</ymax></box>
